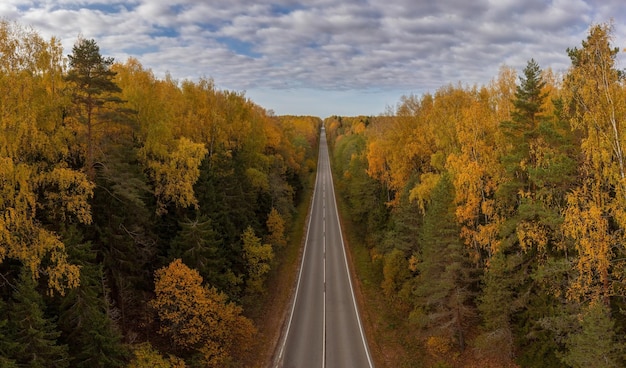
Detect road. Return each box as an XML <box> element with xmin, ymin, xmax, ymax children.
<box><xmin>275</xmin><ymin>127</ymin><xmax>374</xmax><ymax>368</ymax></box>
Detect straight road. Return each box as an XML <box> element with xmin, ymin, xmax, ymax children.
<box><xmin>275</xmin><ymin>126</ymin><xmax>374</xmax><ymax>368</ymax></box>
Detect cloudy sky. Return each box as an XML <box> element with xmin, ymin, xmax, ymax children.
<box><xmin>3</xmin><ymin>1</ymin><xmax>625</xmax><ymax>117</ymax></box>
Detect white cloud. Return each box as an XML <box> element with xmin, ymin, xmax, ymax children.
<box><xmin>4</xmin><ymin>0</ymin><xmax>625</xmax><ymax>117</ymax></box>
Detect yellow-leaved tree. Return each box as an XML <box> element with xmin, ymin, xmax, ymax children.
<box><xmin>562</xmin><ymin>22</ymin><xmax>626</xmax><ymax>303</ymax></box>
<box><xmin>150</xmin><ymin>259</ymin><xmax>255</xmax><ymax>367</ymax></box>
<box><xmin>242</xmin><ymin>226</ymin><xmax>274</xmax><ymax>293</ymax></box>
<box><xmin>0</xmin><ymin>21</ymin><xmax>92</xmax><ymax>294</ymax></box>
<box><xmin>128</xmin><ymin>342</ymin><xmax>186</xmax><ymax>368</ymax></box>
<box><xmin>266</xmin><ymin>207</ymin><xmax>287</xmax><ymax>248</ymax></box>
<box><xmin>446</xmin><ymin>87</ymin><xmax>504</xmax><ymax>263</ymax></box>
<box><xmin>140</xmin><ymin>137</ymin><xmax>207</xmax><ymax>215</ymax></box>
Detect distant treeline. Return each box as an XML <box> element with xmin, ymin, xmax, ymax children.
<box><xmin>0</xmin><ymin>20</ymin><xmax>319</xmax><ymax>367</ymax></box>
<box><xmin>327</xmin><ymin>22</ymin><xmax>625</xmax><ymax>368</ymax></box>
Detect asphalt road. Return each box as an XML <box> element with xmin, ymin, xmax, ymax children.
<box><xmin>276</xmin><ymin>127</ymin><xmax>374</xmax><ymax>368</ymax></box>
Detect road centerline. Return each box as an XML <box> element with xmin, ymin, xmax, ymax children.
<box><xmin>276</xmin><ymin>128</ymin><xmax>373</xmax><ymax>368</ymax></box>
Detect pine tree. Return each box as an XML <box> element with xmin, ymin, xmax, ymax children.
<box><xmin>65</xmin><ymin>37</ymin><xmax>124</xmax><ymax>180</ymax></box>
<box><xmin>0</xmin><ymin>299</ymin><xmax>18</xmax><ymax>368</ymax></box>
<box><xmin>494</xmin><ymin>59</ymin><xmax>577</xmax><ymax>367</ymax></box>
<box><xmin>561</xmin><ymin>302</ymin><xmax>623</xmax><ymax>368</ymax></box>
<box><xmin>499</xmin><ymin>59</ymin><xmax>547</xmax><ymax>205</ymax></box>
<box><xmin>475</xmin><ymin>251</ymin><xmax>519</xmax><ymax>364</ymax></box>
<box><xmin>7</xmin><ymin>268</ymin><xmax>69</xmax><ymax>368</ymax></box>
<box><xmin>58</xmin><ymin>239</ymin><xmax>128</xmax><ymax>368</ymax></box>
<box><xmin>169</xmin><ymin>214</ymin><xmax>225</xmax><ymax>290</ymax></box>
<box><xmin>412</xmin><ymin>174</ymin><xmax>475</xmax><ymax>352</ymax></box>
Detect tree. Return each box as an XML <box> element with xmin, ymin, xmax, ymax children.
<box><xmin>0</xmin><ymin>21</ymin><xmax>90</xmax><ymax>294</ymax></box>
<box><xmin>242</xmin><ymin>226</ymin><xmax>274</xmax><ymax>293</ymax></box>
<box><xmin>562</xmin><ymin>22</ymin><xmax>626</xmax><ymax>304</ymax></box>
<box><xmin>65</xmin><ymin>37</ymin><xmax>124</xmax><ymax>180</ymax></box>
<box><xmin>475</xmin><ymin>251</ymin><xmax>518</xmax><ymax>364</ymax></box>
<box><xmin>150</xmin><ymin>259</ymin><xmax>255</xmax><ymax>367</ymax></box>
<box><xmin>168</xmin><ymin>214</ymin><xmax>226</xmax><ymax>290</ymax></box>
<box><xmin>6</xmin><ymin>268</ymin><xmax>69</xmax><ymax>368</ymax></box>
<box><xmin>128</xmin><ymin>343</ymin><xmax>186</xmax><ymax>368</ymax></box>
<box><xmin>381</xmin><ymin>248</ymin><xmax>411</xmax><ymax>300</ymax></box>
<box><xmin>511</xmin><ymin>60</ymin><xmax>547</xmax><ymax>131</ymax></box>
<box><xmin>0</xmin><ymin>158</ymin><xmax>85</xmax><ymax>293</ymax></box>
<box><xmin>142</xmin><ymin>137</ymin><xmax>208</xmax><ymax>215</ymax></box>
<box><xmin>411</xmin><ymin>174</ymin><xmax>475</xmax><ymax>353</ymax></box>
<box><xmin>499</xmin><ymin>59</ymin><xmax>547</xmax><ymax>202</ymax></box>
<box><xmin>57</xmin><ymin>236</ymin><xmax>128</xmax><ymax>368</ymax></box>
<box><xmin>266</xmin><ymin>207</ymin><xmax>287</xmax><ymax>248</ymax></box>
<box><xmin>0</xmin><ymin>302</ymin><xmax>18</xmax><ymax>368</ymax></box>
<box><xmin>561</xmin><ymin>301</ymin><xmax>623</xmax><ymax>368</ymax></box>
<box><xmin>491</xmin><ymin>59</ymin><xmax>577</xmax><ymax>367</ymax></box>
<box><xmin>446</xmin><ymin>87</ymin><xmax>503</xmax><ymax>263</ymax></box>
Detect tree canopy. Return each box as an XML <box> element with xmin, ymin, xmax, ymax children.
<box><xmin>0</xmin><ymin>20</ymin><xmax>319</xmax><ymax>367</ymax></box>
<box><xmin>327</xmin><ymin>21</ymin><xmax>626</xmax><ymax>367</ymax></box>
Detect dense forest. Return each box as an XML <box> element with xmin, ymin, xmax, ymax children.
<box><xmin>2</xmin><ymin>17</ymin><xmax>625</xmax><ymax>368</ymax></box>
<box><xmin>0</xmin><ymin>21</ymin><xmax>319</xmax><ymax>367</ymax></box>
<box><xmin>327</xmin><ymin>22</ymin><xmax>626</xmax><ymax>368</ymax></box>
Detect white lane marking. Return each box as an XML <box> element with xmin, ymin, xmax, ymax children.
<box><xmin>322</xmin><ymin>197</ymin><xmax>326</xmax><ymax>368</ymax></box>
<box><xmin>327</xmin><ymin>151</ymin><xmax>375</xmax><ymax>368</ymax></box>
<box><xmin>322</xmin><ymin>178</ymin><xmax>326</xmax><ymax>368</ymax></box>
<box><xmin>275</xmin><ymin>144</ymin><xmax>323</xmax><ymax>367</ymax></box>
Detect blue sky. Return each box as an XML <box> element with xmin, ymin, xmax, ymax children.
<box><xmin>3</xmin><ymin>0</ymin><xmax>625</xmax><ymax>117</ymax></box>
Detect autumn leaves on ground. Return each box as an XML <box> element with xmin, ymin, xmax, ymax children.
<box><xmin>0</xmin><ymin>18</ymin><xmax>625</xmax><ymax>368</ymax></box>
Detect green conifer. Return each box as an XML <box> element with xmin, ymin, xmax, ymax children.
<box><xmin>7</xmin><ymin>268</ymin><xmax>69</xmax><ymax>368</ymax></box>
<box><xmin>412</xmin><ymin>174</ymin><xmax>475</xmax><ymax>351</ymax></box>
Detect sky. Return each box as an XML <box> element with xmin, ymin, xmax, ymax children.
<box><xmin>2</xmin><ymin>1</ymin><xmax>626</xmax><ymax>118</ymax></box>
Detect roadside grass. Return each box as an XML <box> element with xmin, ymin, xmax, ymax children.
<box><xmin>332</xmin><ymin>179</ymin><xmax>427</xmax><ymax>368</ymax></box>
<box><xmin>241</xmin><ymin>168</ymin><xmax>317</xmax><ymax>368</ymax></box>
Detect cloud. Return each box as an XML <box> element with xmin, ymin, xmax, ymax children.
<box><xmin>4</xmin><ymin>0</ymin><xmax>625</xmax><ymax>116</ymax></box>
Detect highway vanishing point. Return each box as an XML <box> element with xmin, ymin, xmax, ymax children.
<box><xmin>275</xmin><ymin>126</ymin><xmax>374</xmax><ymax>368</ymax></box>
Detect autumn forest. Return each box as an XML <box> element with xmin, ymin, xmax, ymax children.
<box><xmin>0</xmin><ymin>18</ymin><xmax>625</xmax><ymax>368</ymax></box>
<box><xmin>0</xmin><ymin>20</ymin><xmax>319</xmax><ymax>367</ymax></box>
<box><xmin>328</xmin><ymin>22</ymin><xmax>626</xmax><ymax>368</ymax></box>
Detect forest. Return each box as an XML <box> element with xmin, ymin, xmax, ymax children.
<box><xmin>0</xmin><ymin>20</ymin><xmax>320</xmax><ymax>367</ymax></box>
<box><xmin>1</xmin><ymin>16</ymin><xmax>625</xmax><ymax>368</ymax></box>
<box><xmin>327</xmin><ymin>22</ymin><xmax>626</xmax><ymax>367</ymax></box>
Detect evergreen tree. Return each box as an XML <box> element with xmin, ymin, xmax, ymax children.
<box><xmin>0</xmin><ymin>299</ymin><xmax>18</xmax><ymax>368</ymax></box>
<box><xmin>65</xmin><ymin>37</ymin><xmax>124</xmax><ymax>180</ymax></box>
<box><xmin>493</xmin><ymin>59</ymin><xmax>577</xmax><ymax>367</ymax></box>
<box><xmin>88</xmin><ymin>155</ymin><xmax>156</xmax><ymax>332</ymax></box>
<box><xmin>7</xmin><ymin>268</ymin><xmax>69</xmax><ymax>368</ymax></box>
<box><xmin>511</xmin><ymin>59</ymin><xmax>546</xmax><ymax>131</ymax></box>
<box><xmin>499</xmin><ymin>58</ymin><xmax>547</xmax><ymax>203</ymax></box>
<box><xmin>411</xmin><ymin>174</ymin><xmax>475</xmax><ymax>351</ymax></box>
<box><xmin>58</xmin><ymin>238</ymin><xmax>128</xmax><ymax>368</ymax></box>
<box><xmin>193</xmin><ymin>150</ymin><xmax>260</xmax><ymax>299</ymax></box>
<box><xmin>561</xmin><ymin>302</ymin><xmax>623</xmax><ymax>368</ymax></box>
<box><xmin>168</xmin><ymin>214</ymin><xmax>225</xmax><ymax>290</ymax></box>
<box><xmin>475</xmin><ymin>251</ymin><xmax>521</xmax><ymax>364</ymax></box>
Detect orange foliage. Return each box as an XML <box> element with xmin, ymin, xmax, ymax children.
<box><xmin>446</xmin><ymin>89</ymin><xmax>504</xmax><ymax>259</ymax></box>
<box><xmin>151</xmin><ymin>259</ymin><xmax>255</xmax><ymax>367</ymax></box>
